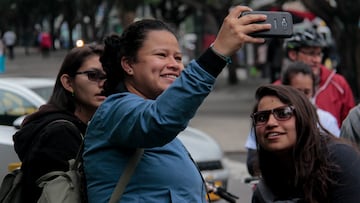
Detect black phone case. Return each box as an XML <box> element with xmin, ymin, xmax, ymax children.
<box><xmin>240</xmin><ymin>11</ymin><xmax>293</xmax><ymax>38</ymax></box>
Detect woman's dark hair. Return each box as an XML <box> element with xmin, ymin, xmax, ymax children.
<box><xmin>252</xmin><ymin>84</ymin><xmax>335</xmax><ymax>203</ymax></box>
<box><xmin>100</xmin><ymin>19</ymin><xmax>176</xmax><ymax>96</ymax></box>
<box><xmin>281</xmin><ymin>61</ymin><xmax>316</xmax><ymax>92</ymax></box>
<box><xmin>48</xmin><ymin>44</ymin><xmax>104</xmax><ymax>112</ymax></box>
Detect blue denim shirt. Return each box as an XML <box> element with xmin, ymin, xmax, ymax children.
<box><xmin>84</xmin><ymin>59</ymin><xmax>216</xmax><ymax>203</ymax></box>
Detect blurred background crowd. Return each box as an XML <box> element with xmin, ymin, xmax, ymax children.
<box><xmin>0</xmin><ymin>0</ymin><xmax>359</xmax><ymax>100</ymax></box>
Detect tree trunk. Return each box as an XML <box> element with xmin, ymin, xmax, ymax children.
<box><xmin>67</xmin><ymin>22</ymin><xmax>75</xmax><ymax>48</ymax></box>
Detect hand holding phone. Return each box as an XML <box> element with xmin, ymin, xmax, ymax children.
<box><xmin>240</xmin><ymin>11</ymin><xmax>293</xmax><ymax>38</ymax></box>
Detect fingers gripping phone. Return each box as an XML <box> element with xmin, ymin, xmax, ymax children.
<box><xmin>240</xmin><ymin>11</ymin><xmax>293</xmax><ymax>38</ymax></box>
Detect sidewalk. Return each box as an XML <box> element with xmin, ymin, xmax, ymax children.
<box><xmin>1</xmin><ymin>47</ymin><xmax>270</xmax><ymax>153</ymax></box>
<box><xmin>0</xmin><ymin>47</ymin><xmax>67</xmax><ymax>77</ymax></box>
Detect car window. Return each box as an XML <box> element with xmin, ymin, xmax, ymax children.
<box><xmin>0</xmin><ymin>89</ymin><xmax>38</xmax><ymax>126</ymax></box>
<box><xmin>31</xmin><ymin>86</ymin><xmax>53</xmax><ymax>101</ymax></box>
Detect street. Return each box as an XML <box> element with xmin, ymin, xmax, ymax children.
<box><xmin>0</xmin><ymin>47</ymin><xmax>270</xmax><ymax>202</ymax></box>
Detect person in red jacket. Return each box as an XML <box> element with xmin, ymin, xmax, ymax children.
<box><xmin>284</xmin><ymin>29</ymin><xmax>355</xmax><ymax>127</ymax></box>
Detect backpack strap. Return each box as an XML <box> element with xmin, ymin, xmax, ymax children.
<box><xmin>46</xmin><ymin>120</ymin><xmax>84</xmax><ymax>170</ymax></box>
<box><xmin>36</xmin><ymin>171</ymin><xmax>68</xmax><ymax>187</ymax></box>
<box><xmin>46</xmin><ymin>119</ymin><xmax>83</xmax><ymax>140</ymax></box>
<box><xmin>108</xmin><ymin>148</ymin><xmax>144</xmax><ymax>203</ymax></box>
<box><xmin>18</xmin><ymin>119</ymin><xmax>82</xmax><ymax>171</ymax></box>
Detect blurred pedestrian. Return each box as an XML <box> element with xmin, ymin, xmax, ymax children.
<box><xmin>0</xmin><ymin>37</ymin><xmax>5</xmax><ymax>73</ymax></box>
<box><xmin>13</xmin><ymin>45</ymin><xmax>106</xmax><ymax>203</ymax></box>
<box><xmin>284</xmin><ymin>28</ymin><xmax>355</xmax><ymax>127</ymax></box>
<box><xmin>251</xmin><ymin>84</ymin><xmax>360</xmax><ymax>203</ymax></box>
<box><xmin>83</xmin><ymin>5</ymin><xmax>271</xmax><ymax>203</ymax></box>
<box><xmin>245</xmin><ymin>61</ymin><xmax>340</xmax><ymax>176</ymax></box>
<box><xmin>2</xmin><ymin>29</ymin><xmax>16</xmax><ymax>60</ymax></box>
<box><xmin>38</xmin><ymin>32</ymin><xmax>52</xmax><ymax>57</ymax></box>
<box><xmin>266</xmin><ymin>38</ymin><xmax>284</xmax><ymax>83</ymax></box>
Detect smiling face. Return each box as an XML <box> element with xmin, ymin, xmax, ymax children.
<box><xmin>123</xmin><ymin>30</ymin><xmax>184</xmax><ymax>99</ymax></box>
<box><xmin>255</xmin><ymin>95</ymin><xmax>297</xmax><ymax>153</ymax></box>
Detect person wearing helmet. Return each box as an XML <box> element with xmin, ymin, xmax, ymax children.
<box><xmin>284</xmin><ymin>28</ymin><xmax>355</xmax><ymax>127</ymax></box>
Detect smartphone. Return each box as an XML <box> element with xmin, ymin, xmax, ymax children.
<box><xmin>240</xmin><ymin>11</ymin><xmax>293</xmax><ymax>38</ymax></box>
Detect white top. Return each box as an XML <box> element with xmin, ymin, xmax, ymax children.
<box><xmin>245</xmin><ymin>108</ymin><xmax>340</xmax><ymax>150</ymax></box>
<box><xmin>2</xmin><ymin>31</ymin><xmax>16</xmax><ymax>46</ymax></box>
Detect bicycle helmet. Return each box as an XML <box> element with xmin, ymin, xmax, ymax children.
<box><xmin>284</xmin><ymin>28</ymin><xmax>327</xmax><ymax>52</ymax></box>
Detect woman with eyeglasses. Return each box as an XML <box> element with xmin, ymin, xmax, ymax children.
<box><xmin>284</xmin><ymin>29</ymin><xmax>355</xmax><ymax>127</ymax></box>
<box><xmin>251</xmin><ymin>84</ymin><xmax>360</xmax><ymax>203</ymax></box>
<box><xmin>13</xmin><ymin>44</ymin><xmax>106</xmax><ymax>203</ymax></box>
<box><xmin>245</xmin><ymin>61</ymin><xmax>340</xmax><ymax>176</ymax></box>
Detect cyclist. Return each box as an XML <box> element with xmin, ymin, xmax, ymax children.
<box><xmin>284</xmin><ymin>28</ymin><xmax>355</xmax><ymax>127</ymax></box>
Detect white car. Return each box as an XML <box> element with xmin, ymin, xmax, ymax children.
<box><xmin>0</xmin><ymin>77</ymin><xmax>54</xmax><ymax>126</ymax></box>
<box><xmin>0</xmin><ymin>77</ymin><xmax>229</xmax><ymax>200</ymax></box>
<box><xmin>0</xmin><ymin>77</ymin><xmax>55</xmax><ymax>178</ymax></box>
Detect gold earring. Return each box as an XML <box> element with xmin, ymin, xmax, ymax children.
<box><xmin>71</xmin><ymin>91</ymin><xmax>75</xmax><ymax>97</ymax></box>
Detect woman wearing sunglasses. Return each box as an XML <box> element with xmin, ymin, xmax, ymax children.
<box><xmin>246</xmin><ymin>62</ymin><xmax>340</xmax><ymax>176</ymax></box>
<box><xmin>13</xmin><ymin>45</ymin><xmax>106</xmax><ymax>203</ymax></box>
<box><xmin>251</xmin><ymin>84</ymin><xmax>360</xmax><ymax>203</ymax></box>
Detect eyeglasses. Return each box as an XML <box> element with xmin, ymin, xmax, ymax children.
<box><xmin>75</xmin><ymin>70</ymin><xmax>107</xmax><ymax>82</ymax></box>
<box><xmin>298</xmin><ymin>50</ymin><xmax>323</xmax><ymax>58</ymax></box>
<box><xmin>251</xmin><ymin>106</ymin><xmax>295</xmax><ymax>126</ymax></box>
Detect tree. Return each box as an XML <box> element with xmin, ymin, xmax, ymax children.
<box><xmin>79</xmin><ymin>0</ymin><xmax>96</xmax><ymax>42</ymax></box>
<box><xmin>149</xmin><ymin>0</ymin><xmax>195</xmax><ymax>29</ymax></box>
<box><xmin>117</xmin><ymin>0</ymin><xmax>143</xmax><ymax>29</ymax></box>
<box><xmin>0</xmin><ymin>0</ymin><xmax>17</xmax><ymax>30</ymax></box>
<box><xmin>299</xmin><ymin>0</ymin><xmax>360</xmax><ymax>99</ymax></box>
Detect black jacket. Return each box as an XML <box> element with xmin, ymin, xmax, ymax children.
<box><xmin>13</xmin><ymin>104</ymin><xmax>87</xmax><ymax>203</ymax></box>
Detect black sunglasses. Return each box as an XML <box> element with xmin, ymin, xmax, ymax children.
<box><xmin>75</xmin><ymin>70</ymin><xmax>107</xmax><ymax>82</ymax></box>
<box><xmin>251</xmin><ymin>106</ymin><xmax>295</xmax><ymax>126</ymax></box>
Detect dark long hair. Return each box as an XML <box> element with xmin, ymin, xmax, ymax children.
<box><xmin>252</xmin><ymin>84</ymin><xmax>336</xmax><ymax>203</ymax></box>
<box><xmin>48</xmin><ymin>45</ymin><xmax>104</xmax><ymax>112</ymax></box>
<box><xmin>100</xmin><ymin>19</ymin><xmax>176</xmax><ymax>96</ymax></box>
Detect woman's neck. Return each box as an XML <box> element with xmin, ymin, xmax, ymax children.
<box><xmin>273</xmin><ymin>149</ymin><xmax>293</xmax><ymax>163</ymax></box>
<box><xmin>74</xmin><ymin>107</ymin><xmax>95</xmax><ymax>124</ymax></box>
